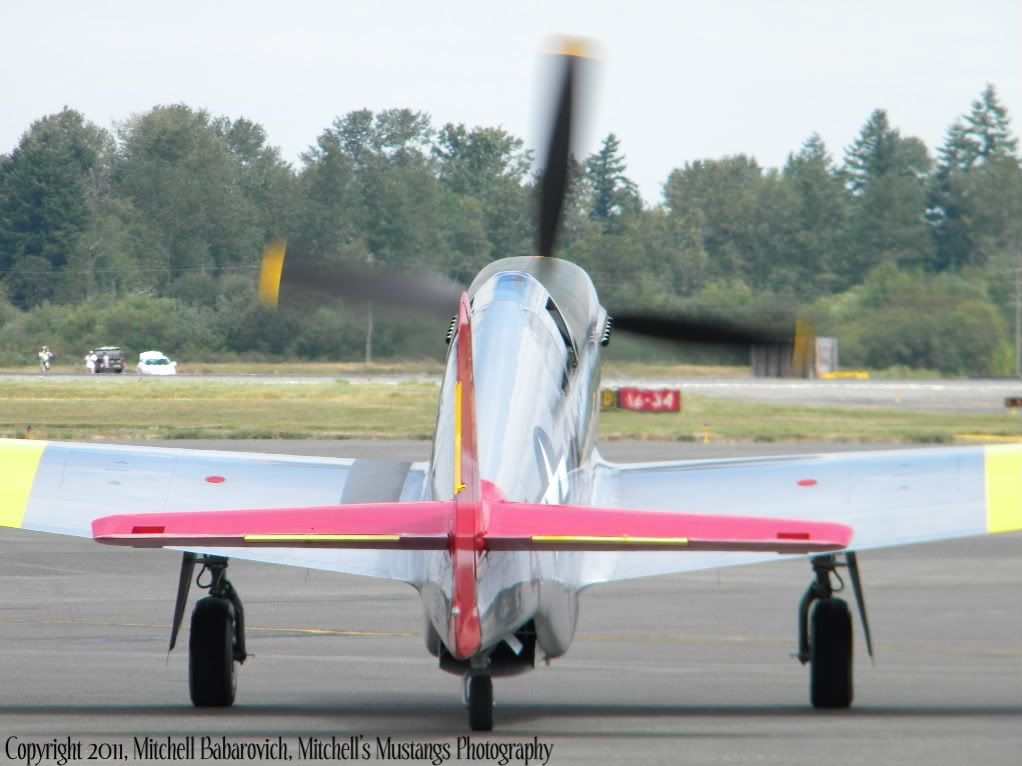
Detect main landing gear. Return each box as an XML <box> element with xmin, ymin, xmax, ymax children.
<box><xmin>795</xmin><ymin>553</ymin><xmax>873</xmax><ymax>709</ymax></box>
<box><xmin>168</xmin><ymin>554</ymin><xmax>248</xmax><ymax>708</ymax></box>
<box><xmin>464</xmin><ymin>661</ymin><xmax>493</xmax><ymax>731</ymax></box>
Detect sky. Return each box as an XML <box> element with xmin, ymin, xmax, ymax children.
<box><xmin>2</xmin><ymin>0</ymin><xmax>1019</xmax><ymax>203</ymax></box>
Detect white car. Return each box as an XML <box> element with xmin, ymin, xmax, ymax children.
<box><xmin>137</xmin><ymin>351</ymin><xmax>177</xmax><ymax>376</ymax></box>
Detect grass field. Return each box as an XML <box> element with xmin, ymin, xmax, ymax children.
<box><xmin>0</xmin><ymin>380</ymin><xmax>439</xmax><ymax>440</ymax></box>
<box><xmin>599</xmin><ymin>396</ymin><xmax>1020</xmax><ymax>443</ymax></box>
<box><xmin>1</xmin><ymin>378</ymin><xmax>1018</xmax><ymax>444</ymax></box>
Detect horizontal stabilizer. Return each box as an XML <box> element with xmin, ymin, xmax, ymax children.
<box><xmin>483</xmin><ymin>500</ymin><xmax>852</xmax><ymax>554</ymax></box>
<box><xmin>93</xmin><ymin>493</ymin><xmax>851</xmax><ymax>556</ymax></box>
<box><xmin>92</xmin><ymin>502</ymin><xmax>454</xmax><ymax>549</ymax></box>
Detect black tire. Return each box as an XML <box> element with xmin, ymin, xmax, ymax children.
<box><xmin>810</xmin><ymin>597</ymin><xmax>853</xmax><ymax>708</ymax></box>
<box><xmin>189</xmin><ymin>596</ymin><xmax>237</xmax><ymax>707</ymax></box>
<box><xmin>114</xmin><ymin>368</ymin><xmax>123</xmax><ymax>373</ymax></box>
<box><xmin>467</xmin><ymin>675</ymin><xmax>493</xmax><ymax>731</ymax></box>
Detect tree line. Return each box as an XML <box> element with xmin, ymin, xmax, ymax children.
<box><xmin>0</xmin><ymin>86</ymin><xmax>1019</xmax><ymax>373</ymax></box>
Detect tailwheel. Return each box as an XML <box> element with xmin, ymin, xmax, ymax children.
<box><xmin>466</xmin><ymin>674</ymin><xmax>493</xmax><ymax>731</ymax></box>
<box><xmin>189</xmin><ymin>596</ymin><xmax>237</xmax><ymax>707</ymax></box>
<box><xmin>810</xmin><ymin>597</ymin><xmax>852</xmax><ymax>708</ymax></box>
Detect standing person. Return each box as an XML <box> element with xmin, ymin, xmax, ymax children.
<box><xmin>85</xmin><ymin>350</ymin><xmax>95</xmax><ymax>374</ymax></box>
<box><xmin>38</xmin><ymin>346</ymin><xmax>53</xmax><ymax>374</ymax></box>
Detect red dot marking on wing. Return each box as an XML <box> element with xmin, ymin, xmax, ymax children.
<box><xmin>777</xmin><ymin>531</ymin><xmax>811</xmax><ymax>540</ymax></box>
<box><xmin>206</xmin><ymin>476</ymin><xmax>226</xmax><ymax>484</ymax></box>
<box><xmin>797</xmin><ymin>479</ymin><xmax>817</xmax><ymax>487</ymax></box>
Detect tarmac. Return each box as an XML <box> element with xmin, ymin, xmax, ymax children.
<box><xmin>6</xmin><ymin>373</ymin><xmax>1022</xmax><ymax>414</ymax></box>
<box><xmin>0</xmin><ymin>440</ymin><xmax>1019</xmax><ymax>765</ymax></box>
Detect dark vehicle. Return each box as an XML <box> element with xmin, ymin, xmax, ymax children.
<box><xmin>93</xmin><ymin>346</ymin><xmax>125</xmax><ymax>374</ymax></box>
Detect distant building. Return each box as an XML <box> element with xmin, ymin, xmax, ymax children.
<box><xmin>751</xmin><ymin>336</ymin><xmax>838</xmax><ymax>378</ymax></box>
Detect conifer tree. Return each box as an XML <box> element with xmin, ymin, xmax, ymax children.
<box><xmin>964</xmin><ymin>84</ymin><xmax>1018</xmax><ymax>162</ymax></box>
<box><xmin>931</xmin><ymin>86</ymin><xmax>1021</xmax><ymax>271</ymax></box>
<box><xmin>584</xmin><ymin>133</ymin><xmax>640</xmax><ymax>228</ymax></box>
<box><xmin>843</xmin><ymin>111</ymin><xmax>933</xmax><ymax>274</ymax></box>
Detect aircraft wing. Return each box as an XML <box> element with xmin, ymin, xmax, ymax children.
<box><xmin>588</xmin><ymin>443</ymin><xmax>1022</xmax><ymax>583</ymax></box>
<box><xmin>0</xmin><ymin>438</ymin><xmax>430</xmax><ymax>581</ymax></box>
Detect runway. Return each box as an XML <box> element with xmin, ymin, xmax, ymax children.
<box><xmin>6</xmin><ymin>373</ymin><xmax>1022</xmax><ymax>414</ymax></box>
<box><xmin>0</xmin><ymin>440</ymin><xmax>1019</xmax><ymax>765</ymax></box>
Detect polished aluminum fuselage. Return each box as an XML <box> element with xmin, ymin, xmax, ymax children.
<box><xmin>421</xmin><ymin>258</ymin><xmax>607</xmax><ymax>663</ymax></box>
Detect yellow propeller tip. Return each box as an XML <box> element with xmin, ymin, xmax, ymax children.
<box><xmin>258</xmin><ymin>239</ymin><xmax>286</xmax><ymax>310</ymax></box>
<box><xmin>792</xmin><ymin>317</ymin><xmax>815</xmax><ymax>375</ymax></box>
<box><xmin>548</xmin><ymin>36</ymin><xmax>596</xmax><ymax>59</ymax></box>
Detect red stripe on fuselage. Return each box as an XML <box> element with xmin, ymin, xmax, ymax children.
<box><xmin>449</xmin><ymin>292</ymin><xmax>482</xmax><ymax>659</ymax></box>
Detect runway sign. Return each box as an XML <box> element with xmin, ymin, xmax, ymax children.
<box><xmin>616</xmin><ymin>387</ymin><xmax>681</xmax><ymax>413</ymax></box>
<box><xmin>600</xmin><ymin>389</ymin><xmax>618</xmax><ymax>411</ymax></box>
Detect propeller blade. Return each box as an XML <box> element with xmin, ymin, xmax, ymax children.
<box><xmin>845</xmin><ymin>551</ymin><xmax>876</xmax><ymax>665</ymax></box>
<box><xmin>169</xmin><ymin>552</ymin><xmax>197</xmax><ymax>653</ymax></box>
<box><xmin>609</xmin><ymin>310</ymin><xmax>791</xmax><ymax>347</ymax></box>
<box><xmin>258</xmin><ymin>239</ymin><xmax>463</xmax><ymax>314</ymax></box>
<box><xmin>262</xmin><ymin>237</ymin><xmax>797</xmax><ymax>349</ymax></box>
<box><xmin>259</xmin><ymin>45</ymin><xmax>794</xmax><ymax>357</ymax></box>
<box><xmin>258</xmin><ymin>238</ymin><xmax>287</xmax><ymax>309</ymax></box>
<box><xmin>538</xmin><ymin>42</ymin><xmax>589</xmax><ymax>258</ymax></box>
<box><xmin>791</xmin><ymin>318</ymin><xmax>816</xmax><ymax>377</ymax></box>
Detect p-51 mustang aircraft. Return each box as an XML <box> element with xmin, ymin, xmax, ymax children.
<box><xmin>2</xmin><ymin>47</ymin><xmax>1020</xmax><ymax>731</ymax></box>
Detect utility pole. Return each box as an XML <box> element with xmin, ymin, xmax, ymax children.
<box><xmin>365</xmin><ymin>301</ymin><xmax>374</xmax><ymax>365</ymax></box>
<box><xmin>365</xmin><ymin>251</ymin><xmax>374</xmax><ymax>365</ymax></box>
<box><xmin>1016</xmin><ymin>236</ymin><xmax>1021</xmax><ymax>378</ymax></box>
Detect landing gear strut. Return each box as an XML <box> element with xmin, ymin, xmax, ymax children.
<box><xmin>188</xmin><ymin>556</ymin><xmax>247</xmax><ymax>707</ymax></box>
<box><xmin>795</xmin><ymin>553</ymin><xmax>872</xmax><ymax>709</ymax></box>
<box><xmin>464</xmin><ymin>660</ymin><xmax>493</xmax><ymax>731</ymax></box>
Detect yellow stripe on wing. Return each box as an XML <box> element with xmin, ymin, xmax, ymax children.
<box><xmin>984</xmin><ymin>444</ymin><xmax>1022</xmax><ymax>534</ymax></box>
<box><xmin>0</xmin><ymin>440</ymin><xmax>47</xmax><ymax>529</ymax></box>
<box><xmin>244</xmin><ymin>534</ymin><xmax>401</xmax><ymax>544</ymax></box>
<box><xmin>454</xmin><ymin>381</ymin><xmax>466</xmax><ymax>495</ymax></box>
<box><xmin>532</xmin><ymin>535</ymin><xmax>690</xmax><ymax>546</ymax></box>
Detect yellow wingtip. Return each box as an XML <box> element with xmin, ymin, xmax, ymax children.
<box><xmin>259</xmin><ymin>239</ymin><xmax>287</xmax><ymax>310</ymax></box>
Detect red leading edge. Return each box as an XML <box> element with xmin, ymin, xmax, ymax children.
<box><xmin>91</xmin><ymin>501</ymin><xmax>852</xmax><ymax>555</ymax></box>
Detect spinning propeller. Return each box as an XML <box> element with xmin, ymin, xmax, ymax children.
<box><xmin>258</xmin><ymin>40</ymin><xmax>796</xmax><ymax>351</ymax></box>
